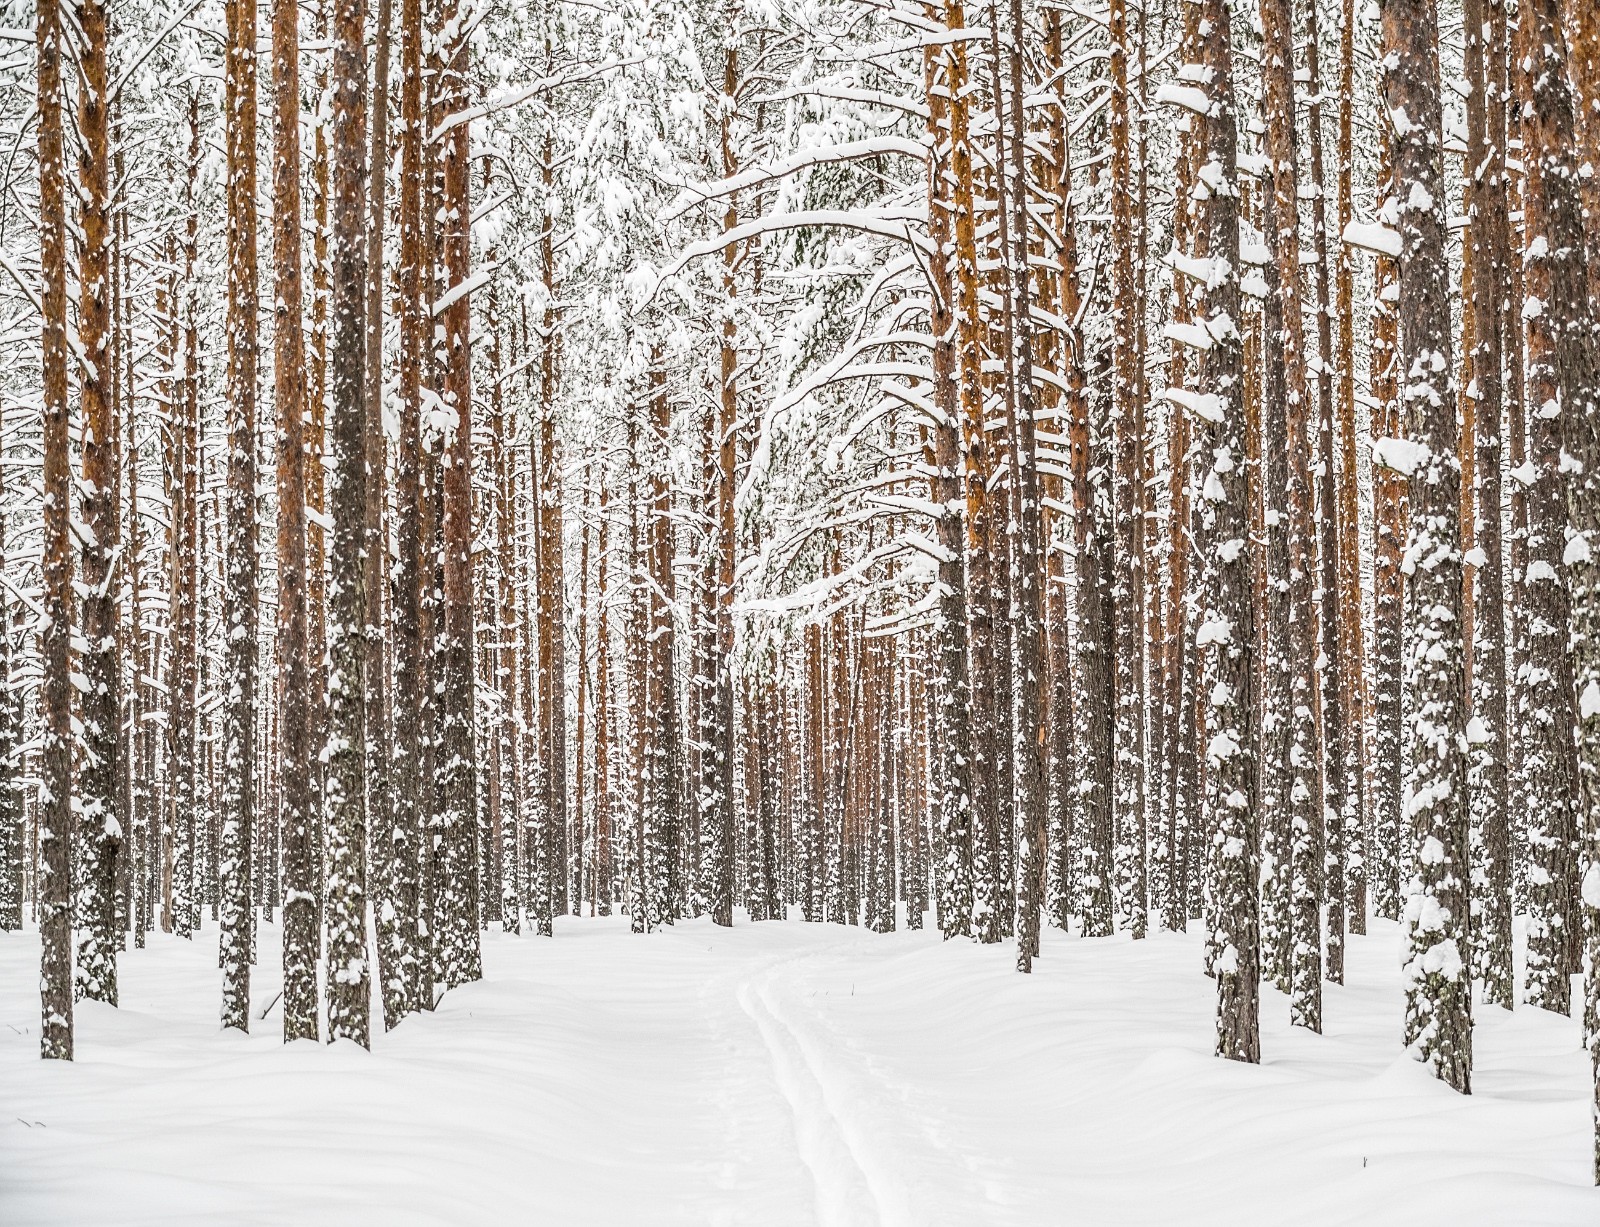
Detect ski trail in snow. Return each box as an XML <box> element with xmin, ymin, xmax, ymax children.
<box><xmin>762</xmin><ymin>974</ymin><xmax>995</xmax><ymax>1222</ymax></box>
<box><xmin>738</xmin><ymin>961</ymin><xmax>890</xmax><ymax>1227</ymax></box>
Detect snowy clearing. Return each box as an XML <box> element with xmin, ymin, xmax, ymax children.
<box><xmin>3</xmin><ymin>918</ymin><xmax>1597</xmax><ymax>1226</ymax></box>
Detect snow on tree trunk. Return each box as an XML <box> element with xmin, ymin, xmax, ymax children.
<box><xmin>74</xmin><ymin>0</ymin><xmax>120</xmax><ymax>1009</ymax></box>
<box><xmin>219</xmin><ymin>0</ymin><xmax>260</xmax><ymax>1032</ymax></box>
<box><xmin>273</xmin><ymin>0</ymin><xmax>319</xmax><ymax>1042</ymax></box>
<box><xmin>1462</xmin><ymin>0</ymin><xmax>1514</xmax><ymax>1008</ymax></box>
<box><xmin>1186</xmin><ymin>0</ymin><xmax>1260</xmax><ymax>1064</ymax></box>
<box><xmin>1382</xmin><ymin>0</ymin><xmax>1472</xmax><ymax>1091</ymax></box>
<box><xmin>1516</xmin><ymin>0</ymin><xmax>1582</xmax><ymax>1018</ymax></box>
<box><xmin>36</xmin><ymin>0</ymin><xmax>73</xmax><ymax>1061</ymax></box>
<box><xmin>323</xmin><ymin>0</ymin><xmax>372</xmax><ymax>1047</ymax></box>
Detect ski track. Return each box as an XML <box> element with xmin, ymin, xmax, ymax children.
<box><xmin>736</xmin><ymin>947</ymin><xmax>889</xmax><ymax>1227</ymax></box>
<box><xmin>3</xmin><ymin>913</ymin><xmax>1599</xmax><ymax>1226</ymax></box>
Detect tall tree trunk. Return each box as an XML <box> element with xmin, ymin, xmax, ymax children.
<box><xmin>594</xmin><ymin>478</ymin><xmax>615</xmax><ymax>916</ymax></box>
<box><xmin>1109</xmin><ymin>0</ymin><xmax>1147</xmax><ymax>941</ymax></box>
<box><xmin>220</xmin><ymin>0</ymin><xmax>260</xmax><ymax>1031</ymax></box>
<box><xmin>74</xmin><ymin>0</ymin><xmax>119</xmax><ymax>1008</ymax></box>
<box><xmin>173</xmin><ymin>97</ymin><xmax>202</xmax><ymax>941</ymax></box>
<box><xmin>1383</xmin><ymin>0</ymin><xmax>1472</xmax><ymax>1091</ymax></box>
<box><xmin>1369</xmin><ymin>128</ymin><xmax>1405</xmax><ymax>922</ymax></box>
<box><xmin>1302</xmin><ymin>0</ymin><xmax>1347</xmax><ymax>987</ymax></box>
<box><xmin>987</xmin><ymin>0</ymin><xmax>1045</xmax><ymax>969</ymax></box>
<box><xmin>434</xmin><ymin>0</ymin><xmax>482</xmax><ymax>985</ymax></box>
<box><xmin>0</xmin><ymin>398</ymin><xmax>16</xmax><ymax>933</ymax></box>
<box><xmin>1516</xmin><ymin>0</ymin><xmax>1581</xmax><ymax>1018</ymax></box>
<box><xmin>324</xmin><ymin>0</ymin><xmax>371</xmax><ymax>1046</ymax></box>
<box><xmin>708</xmin><ymin>18</ymin><xmax>740</xmax><ymax>928</ymax></box>
<box><xmin>274</xmin><ymin>0</ymin><xmax>318</xmax><ymax>1042</ymax></box>
<box><xmin>368</xmin><ymin>0</ymin><xmax>403</xmax><ymax>1029</ymax></box>
<box><xmin>1258</xmin><ymin>0</ymin><xmax>1324</xmax><ymax>1032</ymax></box>
<box><xmin>391</xmin><ymin>0</ymin><xmax>427</xmax><ymax>1016</ymax></box>
<box><xmin>1463</xmin><ymin>0</ymin><xmax>1514</xmax><ymax>1007</ymax></box>
<box><xmin>1553</xmin><ymin>0</ymin><xmax>1600</xmax><ymax>1181</ymax></box>
<box><xmin>919</xmin><ymin>18</ymin><xmax>975</xmax><ymax>939</ymax></box>
<box><xmin>36</xmin><ymin>0</ymin><xmax>73</xmax><ymax>1061</ymax></box>
<box><xmin>1185</xmin><ymin>0</ymin><xmax>1259</xmax><ymax>1062</ymax></box>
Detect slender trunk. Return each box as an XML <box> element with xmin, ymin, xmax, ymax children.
<box><xmin>367</xmin><ymin>0</ymin><xmax>402</xmax><ymax>1028</ymax></box>
<box><xmin>219</xmin><ymin>0</ymin><xmax>260</xmax><ymax>1031</ymax></box>
<box><xmin>1186</xmin><ymin>0</ymin><xmax>1259</xmax><ymax>1061</ymax></box>
<box><xmin>275</xmin><ymin>0</ymin><xmax>318</xmax><ymax>1041</ymax></box>
<box><xmin>1335</xmin><ymin>0</ymin><xmax>1370</xmax><ymax>936</ymax></box>
<box><xmin>391</xmin><ymin>0</ymin><xmax>427</xmax><ymax>1015</ymax></box>
<box><xmin>37</xmin><ymin>0</ymin><xmax>73</xmax><ymax>1061</ymax></box>
<box><xmin>920</xmin><ymin>18</ymin><xmax>975</xmax><ymax>938</ymax></box>
<box><xmin>1383</xmin><ymin>0</ymin><xmax>1472</xmax><ymax>1091</ymax></box>
<box><xmin>434</xmin><ymin>0</ymin><xmax>481</xmax><ymax>984</ymax></box>
<box><xmin>74</xmin><ymin>0</ymin><xmax>119</xmax><ymax>1007</ymax></box>
<box><xmin>173</xmin><ymin>98</ymin><xmax>202</xmax><ymax>941</ymax></box>
<box><xmin>1109</xmin><ymin>0</ymin><xmax>1147</xmax><ymax>941</ymax></box>
<box><xmin>1516</xmin><ymin>0</ymin><xmax>1581</xmax><ymax>1018</ymax></box>
<box><xmin>1464</xmin><ymin>0</ymin><xmax>1513</xmax><ymax>1008</ymax></box>
<box><xmin>1258</xmin><ymin>0</ymin><xmax>1324</xmax><ymax>1032</ymax></box>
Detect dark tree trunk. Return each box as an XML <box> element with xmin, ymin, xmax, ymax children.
<box><xmin>75</xmin><ymin>0</ymin><xmax>119</xmax><ymax>1008</ymax></box>
<box><xmin>1186</xmin><ymin>0</ymin><xmax>1258</xmax><ymax>1062</ymax></box>
<box><xmin>220</xmin><ymin>0</ymin><xmax>260</xmax><ymax>1031</ymax></box>
<box><xmin>323</xmin><ymin>0</ymin><xmax>371</xmax><ymax>1047</ymax></box>
<box><xmin>274</xmin><ymin>0</ymin><xmax>319</xmax><ymax>1043</ymax></box>
<box><xmin>36</xmin><ymin>0</ymin><xmax>73</xmax><ymax>1061</ymax></box>
<box><xmin>1383</xmin><ymin>0</ymin><xmax>1473</xmax><ymax>1091</ymax></box>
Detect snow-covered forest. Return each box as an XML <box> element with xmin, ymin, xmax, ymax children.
<box><xmin>1</xmin><ymin>0</ymin><xmax>1599</xmax><ymax>1216</ymax></box>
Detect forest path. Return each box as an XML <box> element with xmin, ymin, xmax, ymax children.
<box><xmin>2</xmin><ymin>914</ymin><xmax>1597</xmax><ymax>1226</ymax></box>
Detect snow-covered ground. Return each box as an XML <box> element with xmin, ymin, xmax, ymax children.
<box><xmin>2</xmin><ymin>914</ymin><xmax>1596</xmax><ymax>1226</ymax></box>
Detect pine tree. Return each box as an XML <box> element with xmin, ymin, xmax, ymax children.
<box><xmin>220</xmin><ymin>0</ymin><xmax>261</xmax><ymax>1033</ymax></box>
<box><xmin>1515</xmin><ymin>0</ymin><xmax>1600</xmax><ymax>1177</ymax></box>
<box><xmin>37</xmin><ymin>0</ymin><xmax>73</xmax><ymax>1061</ymax></box>
<box><xmin>367</xmin><ymin>0</ymin><xmax>403</xmax><ymax>1029</ymax></box>
<box><xmin>1383</xmin><ymin>0</ymin><xmax>1472</xmax><ymax>1091</ymax></box>
<box><xmin>1258</xmin><ymin>0</ymin><xmax>1324</xmax><ymax>1032</ymax></box>
<box><xmin>74</xmin><ymin>0</ymin><xmax>119</xmax><ymax>1008</ymax></box>
<box><xmin>324</xmin><ymin>0</ymin><xmax>372</xmax><ymax>1046</ymax></box>
<box><xmin>1108</xmin><ymin>0</ymin><xmax>1147</xmax><ymax>942</ymax></box>
<box><xmin>392</xmin><ymin>0</ymin><xmax>428</xmax><ymax>1015</ymax></box>
<box><xmin>434</xmin><ymin>0</ymin><xmax>483</xmax><ymax>985</ymax></box>
<box><xmin>1463</xmin><ymin>0</ymin><xmax>1513</xmax><ymax>1007</ymax></box>
<box><xmin>1517</xmin><ymin>0</ymin><xmax>1581</xmax><ymax>1017</ymax></box>
<box><xmin>1176</xmin><ymin>0</ymin><xmax>1259</xmax><ymax>1063</ymax></box>
<box><xmin>0</xmin><ymin>414</ymin><xmax>16</xmax><ymax>933</ymax></box>
<box><xmin>919</xmin><ymin>15</ymin><xmax>975</xmax><ymax>939</ymax></box>
<box><xmin>274</xmin><ymin>0</ymin><xmax>320</xmax><ymax>1043</ymax></box>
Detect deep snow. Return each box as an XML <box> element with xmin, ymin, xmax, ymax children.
<box><xmin>2</xmin><ymin>914</ymin><xmax>1597</xmax><ymax>1225</ymax></box>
